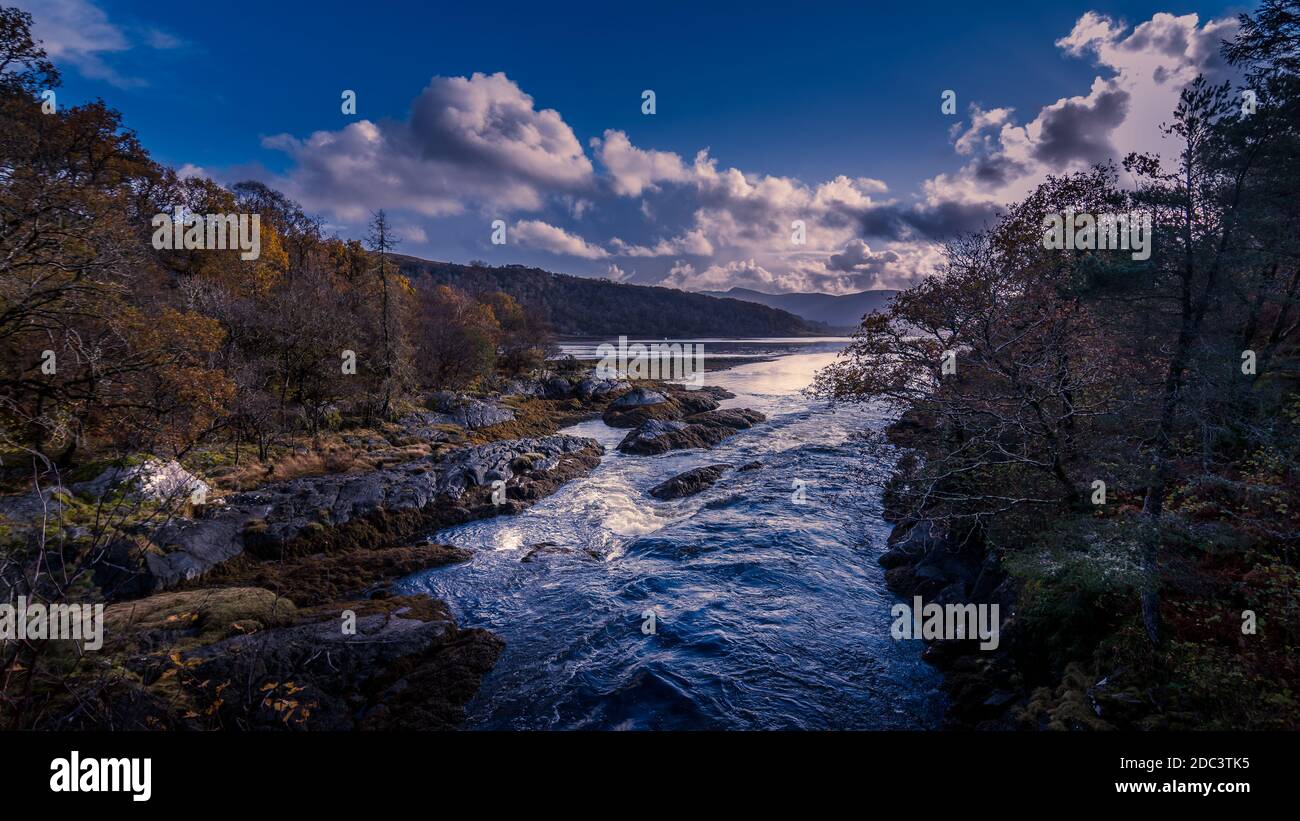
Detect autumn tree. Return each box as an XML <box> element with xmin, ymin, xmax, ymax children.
<box><xmin>414</xmin><ymin>283</ymin><xmax>501</xmax><ymax>390</ymax></box>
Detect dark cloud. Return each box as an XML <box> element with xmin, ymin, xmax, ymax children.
<box><xmin>1122</xmin><ymin>24</ymin><xmax>1190</xmax><ymax>57</ymax></box>
<box><xmin>972</xmin><ymin>154</ymin><xmax>1029</xmax><ymax>186</ymax></box>
<box><xmin>1031</xmin><ymin>88</ymin><xmax>1129</xmax><ymax>166</ymax></box>
<box><xmin>859</xmin><ymin>200</ymin><xmax>1001</xmax><ymax>242</ymax></box>
<box><xmin>828</xmin><ymin>239</ymin><xmax>900</xmax><ymax>273</ymax></box>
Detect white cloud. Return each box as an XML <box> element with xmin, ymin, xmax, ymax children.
<box><xmin>512</xmin><ymin>219</ymin><xmax>608</xmax><ymax>259</ymax></box>
<box><xmin>592</xmin><ymin>129</ymin><xmax>691</xmax><ymax>196</ymax></box>
<box><xmin>263</xmin><ymin>72</ymin><xmax>594</xmax><ymax>221</ymax></box>
<box><xmin>21</xmin><ymin>0</ymin><xmax>181</xmax><ymax>87</ymax></box>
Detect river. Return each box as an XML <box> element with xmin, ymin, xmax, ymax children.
<box><xmin>396</xmin><ymin>339</ymin><xmax>944</xmax><ymax>729</ymax></box>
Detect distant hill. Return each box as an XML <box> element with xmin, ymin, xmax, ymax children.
<box><xmin>391</xmin><ymin>255</ymin><xmax>823</xmax><ymax>337</ymax></box>
<box><xmin>699</xmin><ymin>287</ymin><xmax>896</xmax><ymax>330</ymax></box>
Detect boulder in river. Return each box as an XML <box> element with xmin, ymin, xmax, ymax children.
<box><xmin>616</xmin><ymin>409</ymin><xmax>765</xmax><ymax>455</ymax></box>
<box><xmin>602</xmin><ymin>384</ymin><xmax>725</xmax><ymax>428</ymax></box>
<box><xmin>648</xmin><ymin>464</ymin><xmax>732</xmax><ymax>500</ymax></box>
<box><xmin>684</xmin><ymin>408</ymin><xmax>766</xmax><ymax>430</ymax></box>
<box><xmin>607</xmin><ymin>387</ymin><xmax>667</xmax><ymax>408</ymax></box>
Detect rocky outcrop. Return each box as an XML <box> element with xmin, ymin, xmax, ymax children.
<box><xmin>412</xmin><ymin>393</ymin><xmax>516</xmax><ymax>430</ymax></box>
<box><xmin>131</xmin><ymin>435</ymin><xmax>602</xmax><ymax>596</ymax></box>
<box><xmin>193</xmin><ymin>543</ymin><xmax>472</xmax><ymax>605</ymax></box>
<box><xmin>601</xmin><ymin>384</ymin><xmax>731</xmax><ymax>428</ymax></box>
<box><xmin>574</xmin><ymin>377</ymin><xmax>621</xmax><ymax>401</ymax></box>
<box><xmin>167</xmin><ymin>595</ymin><xmax>502</xmax><ymax>731</ymax></box>
<box><xmin>608</xmin><ymin>387</ymin><xmax>667</xmax><ymax>408</ymax></box>
<box><xmin>73</xmin><ymin>459</ymin><xmax>209</xmax><ymax>504</ymax></box>
<box><xmin>648</xmin><ymin>464</ymin><xmax>732</xmax><ymax>500</ymax></box>
<box><xmin>616</xmin><ymin>408</ymin><xmax>766</xmax><ymax>455</ymax></box>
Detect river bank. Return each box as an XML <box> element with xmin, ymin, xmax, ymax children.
<box><xmin>1</xmin><ymin>354</ymin><xmax>796</xmax><ymax>729</ymax></box>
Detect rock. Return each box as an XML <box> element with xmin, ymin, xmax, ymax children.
<box><xmin>648</xmin><ymin>464</ymin><xmax>732</xmax><ymax>500</ymax></box>
<box><xmin>684</xmin><ymin>408</ymin><xmax>765</xmax><ymax>429</ymax></box>
<box><xmin>520</xmin><ymin>542</ymin><xmax>569</xmax><ymax>562</ymax></box>
<box><xmin>608</xmin><ymin>387</ymin><xmax>667</xmax><ymax>408</ymax></box>
<box><xmin>878</xmin><ymin>542</ymin><xmax>923</xmax><ymax>569</ymax></box>
<box><xmin>104</xmin><ymin>587</ymin><xmax>300</xmax><ymax>651</ymax></box>
<box><xmin>195</xmin><ymin>543</ymin><xmax>473</xmax><ymax>606</ymax></box>
<box><xmin>0</xmin><ymin>486</ymin><xmax>72</xmax><ymax>530</ymax></box>
<box><xmin>616</xmin><ymin>409</ymin><xmax>765</xmax><ymax>455</ymax></box>
<box><xmin>601</xmin><ymin>384</ymin><xmax>721</xmax><ymax>428</ymax></box>
<box><xmin>501</xmin><ymin>378</ymin><xmax>545</xmax><ymax>398</ymax></box>
<box><xmin>542</xmin><ymin>377</ymin><xmax>573</xmax><ymax>399</ymax></box>
<box><xmin>574</xmin><ymin>377</ymin><xmax>620</xmax><ymax>401</ymax></box>
<box><xmin>673</xmin><ymin>392</ymin><xmax>722</xmax><ymax>416</ymax></box>
<box><xmin>73</xmin><ymin>459</ymin><xmax>209</xmax><ymax>505</ymax></box>
<box><xmin>408</xmin><ymin>394</ymin><xmax>515</xmax><ymax>431</ymax></box>
<box><xmin>126</xmin><ymin>435</ymin><xmax>602</xmax><ymax>596</ymax></box>
<box><xmin>738</xmin><ymin>461</ymin><xmax>763</xmax><ymax>471</ymax></box>
<box><xmin>181</xmin><ymin>599</ymin><xmax>502</xmax><ymax>730</ymax></box>
<box><xmin>520</xmin><ymin>542</ymin><xmax>602</xmax><ymax>563</ymax></box>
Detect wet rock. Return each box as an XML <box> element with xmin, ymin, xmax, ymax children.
<box><xmin>602</xmin><ymin>384</ymin><xmax>723</xmax><ymax>428</ymax></box>
<box><xmin>616</xmin><ymin>409</ymin><xmax>765</xmax><ymax>455</ymax></box>
<box><xmin>520</xmin><ymin>541</ymin><xmax>566</xmax><ymax>562</ymax></box>
<box><xmin>648</xmin><ymin>464</ymin><xmax>732</xmax><ymax>500</ymax></box>
<box><xmin>608</xmin><ymin>387</ymin><xmax>667</xmax><ymax>408</ymax></box>
<box><xmin>673</xmin><ymin>392</ymin><xmax>724</xmax><ymax>416</ymax></box>
<box><xmin>738</xmin><ymin>461</ymin><xmax>763</xmax><ymax>471</ymax></box>
<box><xmin>684</xmin><ymin>408</ymin><xmax>765</xmax><ymax>430</ymax></box>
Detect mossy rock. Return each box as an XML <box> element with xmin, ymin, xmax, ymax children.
<box><xmin>104</xmin><ymin>586</ymin><xmax>299</xmax><ymax>650</ymax></box>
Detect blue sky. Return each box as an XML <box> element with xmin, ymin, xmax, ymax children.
<box><xmin>19</xmin><ymin>0</ymin><xmax>1253</xmax><ymax>293</ymax></box>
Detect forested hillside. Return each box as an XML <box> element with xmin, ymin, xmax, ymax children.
<box><xmin>391</xmin><ymin>255</ymin><xmax>822</xmax><ymax>337</ymax></box>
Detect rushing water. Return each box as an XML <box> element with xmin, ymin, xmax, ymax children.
<box><xmin>397</xmin><ymin>340</ymin><xmax>944</xmax><ymax>729</ymax></box>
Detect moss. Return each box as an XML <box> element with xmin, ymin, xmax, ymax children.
<box><xmin>103</xmin><ymin>587</ymin><xmax>299</xmax><ymax>651</ymax></box>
